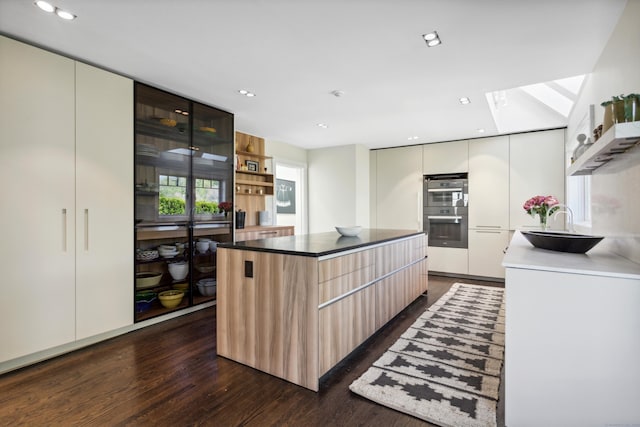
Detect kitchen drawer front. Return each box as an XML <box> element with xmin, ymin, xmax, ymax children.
<box><xmin>319</xmin><ymin>285</ymin><xmax>376</xmax><ymax>376</ymax></box>
<box><xmin>318</xmin><ymin>249</ymin><xmax>374</xmax><ymax>283</ymax></box>
<box><xmin>375</xmin><ymin>235</ymin><xmax>425</xmax><ymax>277</ymax></box>
<box><xmin>318</xmin><ymin>264</ymin><xmax>375</xmax><ymax>306</ymax></box>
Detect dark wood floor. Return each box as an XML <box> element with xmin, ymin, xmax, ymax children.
<box><xmin>0</xmin><ymin>275</ymin><xmax>504</xmax><ymax>426</ymax></box>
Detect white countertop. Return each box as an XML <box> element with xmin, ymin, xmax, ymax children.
<box><xmin>503</xmin><ymin>231</ymin><xmax>640</xmax><ymax>279</ymax></box>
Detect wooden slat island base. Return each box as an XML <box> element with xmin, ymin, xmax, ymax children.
<box><xmin>217</xmin><ymin>229</ymin><xmax>428</xmax><ymax>391</ymax></box>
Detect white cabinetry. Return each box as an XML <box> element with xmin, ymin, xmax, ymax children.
<box><xmin>468</xmin><ymin>230</ymin><xmax>509</xmax><ymax>278</ymax></box>
<box><xmin>468</xmin><ymin>136</ymin><xmax>509</xmax><ymax>278</ymax></box>
<box><xmin>509</xmin><ymin>129</ymin><xmax>565</xmax><ymax>230</ymax></box>
<box><xmin>0</xmin><ymin>36</ymin><xmax>77</xmax><ymax>362</ymax></box>
<box><xmin>503</xmin><ymin>232</ymin><xmax>640</xmax><ymax>426</ymax></box>
<box><xmin>374</xmin><ymin>145</ymin><xmax>423</xmax><ymax>230</ymax></box>
<box><xmin>0</xmin><ymin>36</ymin><xmax>133</xmax><ymax>363</ymax></box>
<box><xmin>423</xmin><ymin>140</ymin><xmax>469</xmax><ymax>174</ymax></box>
<box><xmin>427</xmin><ymin>247</ymin><xmax>468</xmax><ymax>275</ymax></box>
<box><xmin>75</xmin><ymin>63</ymin><xmax>133</xmax><ymax>339</ymax></box>
<box><xmin>468</xmin><ymin>136</ymin><xmax>509</xmax><ymax>229</ymax></box>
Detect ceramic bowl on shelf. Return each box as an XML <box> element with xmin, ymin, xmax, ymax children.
<box><xmin>172</xmin><ymin>282</ymin><xmax>189</xmax><ymax>292</ymax></box>
<box><xmin>195</xmin><ymin>264</ymin><xmax>215</xmax><ymax>274</ymax></box>
<box><xmin>135</xmin><ymin>290</ymin><xmax>156</xmax><ymax>313</ymax></box>
<box><xmin>167</xmin><ymin>261</ymin><xmax>188</xmax><ymax>281</ymax></box>
<box><xmin>335</xmin><ymin>226</ymin><xmax>362</xmax><ymax>237</ymax></box>
<box><xmin>196</xmin><ymin>278</ymin><xmax>217</xmax><ymax>297</ymax></box>
<box><xmin>196</xmin><ymin>241</ymin><xmax>209</xmax><ymax>254</ymax></box>
<box><xmin>158</xmin><ymin>290</ymin><xmax>184</xmax><ymax>309</ymax></box>
<box><xmin>136</xmin><ymin>249</ymin><xmax>159</xmax><ymax>261</ymax></box>
<box><xmin>135</xmin><ymin>272</ymin><xmax>162</xmax><ymax>289</ymax></box>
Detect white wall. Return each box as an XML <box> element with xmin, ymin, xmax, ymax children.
<box><xmin>308</xmin><ymin>144</ymin><xmax>369</xmax><ymax>233</ymax></box>
<box><xmin>265</xmin><ymin>140</ymin><xmax>309</xmax><ymax>233</ymax></box>
<box><xmin>265</xmin><ymin>139</ymin><xmax>308</xmax><ymax>164</ymax></box>
<box><xmin>569</xmin><ymin>0</ymin><xmax>640</xmax><ymax>264</ymax></box>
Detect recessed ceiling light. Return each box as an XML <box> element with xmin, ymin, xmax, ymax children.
<box><xmin>56</xmin><ymin>9</ymin><xmax>76</xmax><ymax>20</ymax></box>
<box><xmin>459</xmin><ymin>97</ymin><xmax>471</xmax><ymax>105</ymax></box>
<box><xmin>35</xmin><ymin>1</ymin><xmax>54</xmax><ymax>12</ymax></box>
<box><xmin>238</xmin><ymin>89</ymin><xmax>255</xmax><ymax>97</ymax></box>
<box><xmin>477</xmin><ymin>128</ymin><xmax>486</xmax><ymax>133</ymax></box>
<box><xmin>407</xmin><ymin>136</ymin><xmax>419</xmax><ymax>141</ymax></box>
<box><xmin>422</xmin><ymin>31</ymin><xmax>442</xmax><ymax>47</ymax></box>
<box><xmin>35</xmin><ymin>1</ymin><xmax>76</xmax><ymax>20</ymax></box>
<box><xmin>317</xmin><ymin>123</ymin><xmax>328</xmax><ymax>129</ymax></box>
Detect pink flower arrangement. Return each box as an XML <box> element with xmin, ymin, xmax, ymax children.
<box><xmin>523</xmin><ymin>195</ymin><xmax>559</xmax><ymax>220</ymax></box>
<box><xmin>219</xmin><ymin>201</ymin><xmax>233</xmax><ymax>213</ymax></box>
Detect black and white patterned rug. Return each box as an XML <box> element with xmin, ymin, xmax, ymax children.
<box><xmin>349</xmin><ymin>283</ymin><xmax>505</xmax><ymax>427</ymax></box>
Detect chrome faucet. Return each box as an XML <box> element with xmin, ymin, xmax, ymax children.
<box><xmin>547</xmin><ymin>204</ymin><xmax>575</xmax><ymax>233</ymax></box>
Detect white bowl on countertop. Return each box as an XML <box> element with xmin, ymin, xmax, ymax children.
<box><xmin>335</xmin><ymin>226</ymin><xmax>362</xmax><ymax>237</ymax></box>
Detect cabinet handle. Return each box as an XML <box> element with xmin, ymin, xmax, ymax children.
<box><xmin>474</xmin><ymin>230</ymin><xmax>501</xmax><ymax>234</ymax></box>
<box><xmin>62</xmin><ymin>208</ymin><xmax>67</xmax><ymax>252</ymax></box>
<box><xmin>475</xmin><ymin>225</ymin><xmax>502</xmax><ymax>229</ymax></box>
<box><xmin>417</xmin><ymin>191</ymin><xmax>421</xmax><ymax>229</ymax></box>
<box><xmin>84</xmin><ymin>209</ymin><xmax>89</xmax><ymax>251</ymax></box>
<box><xmin>259</xmin><ymin>231</ymin><xmax>277</xmax><ymax>235</ymax></box>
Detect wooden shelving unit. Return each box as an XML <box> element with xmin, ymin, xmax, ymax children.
<box><xmin>235</xmin><ymin>131</ymin><xmax>275</xmax><ymax>226</ymax></box>
<box><xmin>567</xmin><ymin>121</ymin><xmax>640</xmax><ymax>176</ymax></box>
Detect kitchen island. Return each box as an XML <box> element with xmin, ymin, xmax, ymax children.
<box><xmin>503</xmin><ymin>231</ymin><xmax>640</xmax><ymax>426</ymax></box>
<box><xmin>217</xmin><ymin>229</ymin><xmax>428</xmax><ymax>391</ymax></box>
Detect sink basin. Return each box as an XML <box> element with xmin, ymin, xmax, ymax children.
<box><xmin>521</xmin><ymin>231</ymin><xmax>604</xmax><ymax>254</ymax></box>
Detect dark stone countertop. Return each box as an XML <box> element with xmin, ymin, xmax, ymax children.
<box><xmin>218</xmin><ymin>228</ymin><xmax>424</xmax><ymax>257</ymax></box>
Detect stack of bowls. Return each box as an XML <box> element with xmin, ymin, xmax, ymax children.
<box><xmin>158</xmin><ymin>245</ymin><xmax>179</xmax><ymax>258</ymax></box>
<box><xmin>197</xmin><ymin>278</ymin><xmax>217</xmax><ymax>296</ymax></box>
<box><xmin>167</xmin><ymin>261</ymin><xmax>188</xmax><ymax>281</ymax></box>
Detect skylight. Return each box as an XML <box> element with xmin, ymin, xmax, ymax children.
<box><xmin>485</xmin><ymin>74</ymin><xmax>585</xmax><ymax>134</ymax></box>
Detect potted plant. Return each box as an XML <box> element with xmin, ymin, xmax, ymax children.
<box><xmin>219</xmin><ymin>201</ymin><xmax>233</xmax><ymax>218</ymax></box>
<box><xmin>624</xmin><ymin>93</ymin><xmax>640</xmax><ymax>122</ymax></box>
<box><xmin>601</xmin><ymin>95</ymin><xmax>625</xmax><ymax>133</ymax></box>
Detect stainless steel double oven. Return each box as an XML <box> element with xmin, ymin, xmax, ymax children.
<box><xmin>423</xmin><ymin>173</ymin><xmax>468</xmax><ymax>248</ymax></box>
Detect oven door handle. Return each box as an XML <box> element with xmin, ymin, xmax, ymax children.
<box><xmin>427</xmin><ymin>215</ymin><xmax>463</xmax><ymax>221</ymax></box>
<box><xmin>427</xmin><ymin>188</ymin><xmax>463</xmax><ymax>193</ymax></box>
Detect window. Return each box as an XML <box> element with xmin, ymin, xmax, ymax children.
<box><xmin>158</xmin><ymin>174</ymin><xmax>222</xmax><ymax>216</ymax></box>
<box><xmin>159</xmin><ymin>174</ymin><xmax>187</xmax><ymax>216</ymax></box>
<box><xmin>195</xmin><ymin>177</ymin><xmax>221</xmax><ymax>214</ymax></box>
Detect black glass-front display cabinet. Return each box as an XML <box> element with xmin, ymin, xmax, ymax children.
<box><xmin>134</xmin><ymin>83</ymin><xmax>234</xmax><ymax>322</ymax></box>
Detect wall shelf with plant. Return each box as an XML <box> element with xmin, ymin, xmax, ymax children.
<box><xmin>567</xmin><ymin>121</ymin><xmax>640</xmax><ymax>176</ymax></box>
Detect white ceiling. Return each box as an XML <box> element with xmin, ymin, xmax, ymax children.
<box><xmin>0</xmin><ymin>0</ymin><xmax>627</xmax><ymax>150</ymax></box>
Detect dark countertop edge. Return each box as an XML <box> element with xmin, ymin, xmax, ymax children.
<box><xmin>218</xmin><ymin>230</ymin><xmax>425</xmax><ymax>258</ymax></box>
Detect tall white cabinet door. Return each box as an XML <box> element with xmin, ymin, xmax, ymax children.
<box><xmin>75</xmin><ymin>63</ymin><xmax>134</xmax><ymax>339</ymax></box>
<box><xmin>375</xmin><ymin>146</ymin><xmax>423</xmax><ymax>230</ymax></box>
<box><xmin>468</xmin><ymin>136</ymin><xmax>509</xmax><ymax>229</ymax></box>
<box><xmin>423</xmin><ymin>140</ymin><xmax>469</xmax><ymax>174</ymax></box>
<box><xmin>509</xmin><ymin>129</ymin><xmax>565</xmax><ymax>230</ymax></box>
<box><xmin>0</xmin><ymin>37</ymin><xmax>76</xmax><ymax>362</ymax></box>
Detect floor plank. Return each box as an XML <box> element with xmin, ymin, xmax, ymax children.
<box><xmin>0</xmin><ymin>275</ymin><xmax>504</xmax><ymax>426</ymax></box>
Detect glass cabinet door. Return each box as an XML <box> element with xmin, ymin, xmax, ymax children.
<box><xmin>135</xmin><ymin>84</ymin><xmax>191</xmax><ymax>225</ymax></box>
<box><xmin>190</xmin><ymin>102</ymin><xmax>234</xmax><ymax>304</ymax></box>
<box><xmin>134</xmin><ymin>83</ymin><xmax>234</xmax><ymax>321</ymax></box>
